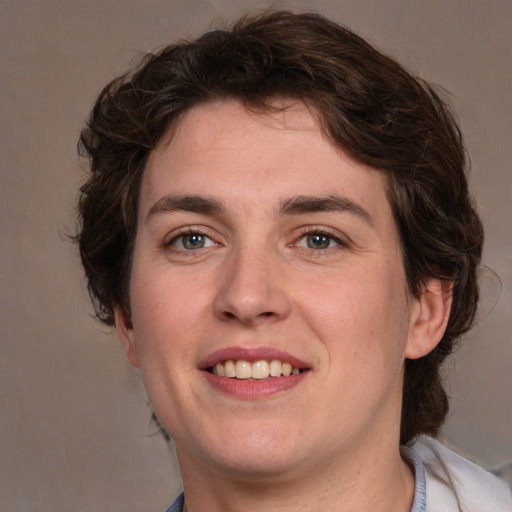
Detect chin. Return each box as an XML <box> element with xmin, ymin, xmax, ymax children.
<box><xmin>205</xmin><ymin>451</ymin><xmax>309</xmax><ymax>483</ymax></box>
<box><xmin>178</xmin><ymin>421</ymin><xmax>311</xmax><ymax>481</ymax></box>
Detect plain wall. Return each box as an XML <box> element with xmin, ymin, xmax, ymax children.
<box><xmin>1</xmin><ymin>1</ymin><xmax>510</xmax><ymax>510</ymax></box>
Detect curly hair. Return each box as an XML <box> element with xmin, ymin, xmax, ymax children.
<box><xmin>76</xmin><ymin>10</ymin><xmax>484</xmax><ymax>444</ymax></box>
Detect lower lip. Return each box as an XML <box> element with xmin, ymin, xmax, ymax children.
<box><xmin>202</xmin><ymin>371</ymin><xmax>308</xmax><ymax>399</ymax></box>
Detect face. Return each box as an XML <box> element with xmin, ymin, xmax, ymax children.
<box><xmin>116</xmin><ymin>100</ymin><xmax>440</xmax><ymax>482</ymax></box>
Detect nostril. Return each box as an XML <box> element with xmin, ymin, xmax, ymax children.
<box><xmin>223</xmin><ymin>311</ymin><xmax>273</xmax><ymax>318</ymax></box>
<box><xmin>221</xmin><ymin>309</ymin><xmax>276</xmax><ymax>324</ymax></box>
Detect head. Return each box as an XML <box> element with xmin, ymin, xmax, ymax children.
<box><xmin>76</xmin><ymin>10</ymin><xmax>483</xmax><ymax>445</ymax></box>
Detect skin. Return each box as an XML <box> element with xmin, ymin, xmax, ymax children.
<box><xmin>115</xmin><ymin>100</ymin><xmax>452</xmax><ymax>512</ymax></box>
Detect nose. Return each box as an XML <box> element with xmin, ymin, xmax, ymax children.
<box><xmin>212</xmin><ymin>244</ymin><xmax>292</xmax><ymax>327</ymax></box>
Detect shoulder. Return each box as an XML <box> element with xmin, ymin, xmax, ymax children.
<box><xmin>410</xmin><ymin>436</ymin><xmax>512</xmax><ymax>512</ymax></box>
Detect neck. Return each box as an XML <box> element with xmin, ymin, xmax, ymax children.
<box><xmin>177</xmin><ymin>437</ymin><xmax>415</xmax><ymax>512</ymax></box>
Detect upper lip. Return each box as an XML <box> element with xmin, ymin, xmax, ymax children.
<box><xmin>199</xmin><ymin>347</ymin><xmax>309</xmax><ymax>370</ymax></box>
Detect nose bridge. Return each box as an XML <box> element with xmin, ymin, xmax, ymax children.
<box><xmin>213</xmin><ymin>235</ymin><xmax>291</xmax><ymax>325</ymax></box>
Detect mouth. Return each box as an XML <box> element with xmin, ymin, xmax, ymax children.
<box><xmin>207</xmin><ymin>359</ymin><xmax>307</xmax><ymax>380</ymax></box>
<box><xmin>200</xmin><ymin>348</ymin><xmax>311</xmax><ymax>395</ymax></box>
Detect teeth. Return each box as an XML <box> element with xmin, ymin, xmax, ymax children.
<box><xmin>225</xmin><ymin>360</ymin><xmax>236</xmax><ymax>378</ymax></box>
<box><xmin>211</xmin><ymin>359</ymin><xmax>302</xmax><ymax>379</ymax></box>
<box><xmin>269</xmin><ymin>359</ymin><xmax>282</xmax><ymax>377</ymax></box>
<box><xmin>251</xmin><ymin>360</ymin><xmax>270</xmax><ymax>379</ymax></box>
<box><xmin>235</xmin><ymin>360</ymin><xmax>252</xmax><ymax>379</ymax></box>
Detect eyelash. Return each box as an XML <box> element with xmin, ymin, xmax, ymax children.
<box><xmin>164</xmin><ymin>228</ymin><xmax>218</xmax><ymax>252</ymax></box>
<box><xmin>295</xmin><ymin>227</ymin><xmax>349</xmax><ymax>252</ymax></box>
<box><xmin>162</xmin><ymin>226</ymin><xmax>349</xmax><ymax>254</ymax></box>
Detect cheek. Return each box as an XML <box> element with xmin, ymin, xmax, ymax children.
<box><xmin>128</xmin><ymin>262</ymin><xmax>208</xmax><ymax>364</ymax></box>
<box><xmin>298</xmin><ymin>261</ymin><xmax>411</xmax><ymax>367</ymax></box>
<box><xmin>127</xmin><ymin>274</ymin><xmax>205</xmax><ymax>420</ymax></box>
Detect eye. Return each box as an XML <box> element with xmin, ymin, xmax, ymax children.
<box><xmin>305</xmin><ymin>233</ymin><xmax>334</xmax><ymax>249</ymax></box>
<box><xmin>295</xmin><ymin>230</ymin><xmax>344</xmax><ymax>250</ymax></box>
<box><xmin>169</xmin><ymin>232</ymin><xmax>216</xmax><ymax>251</ymax></box>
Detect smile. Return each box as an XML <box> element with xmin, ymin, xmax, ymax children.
<box><xmin>209</xmin><ymin>359</ymin><xmax>303</xmax><ymax>379</ymax></box>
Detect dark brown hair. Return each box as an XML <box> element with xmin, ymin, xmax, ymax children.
<box><xmin>76</xmin><ymin>10</ymin><xmax>484</xmax><ymax>444</ymax></box>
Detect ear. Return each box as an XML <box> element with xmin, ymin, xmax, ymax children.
<box><xmin>114</xmin><ymin>305</ymin><xmax>140</xmax><ymax>368</ymax></box>
<box><xmin>405</xmin><ymin>279</ymin><xmax>453</xmax><ymax>359</ymax></box>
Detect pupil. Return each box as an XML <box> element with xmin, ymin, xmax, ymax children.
<box><xmin>184</xmin><ymin>234</ymin><xmax>204</xmax><ymax>249</ymax></box>
<box><xmin>308</xmin><ymin>234</ymin><xmax>329</xmax><ymax>249</ymax></box>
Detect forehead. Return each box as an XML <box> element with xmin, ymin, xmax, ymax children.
<box><xmin>152</xmin><ymin>100</ymin><xmax>324</xmax><ymax>173</ymax></box>
<box><xmin>142</xmin><ymin>99</ymin><xmax>390</xmax><ymax>216</ymax></box>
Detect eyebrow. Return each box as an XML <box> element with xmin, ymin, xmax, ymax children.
<box><xmin>146</xmin><ymin>193</ymin><xmax>374</xmax><ymax>226</ymax></box>
<box><xmin>147</xmin><ymin>194</ymin><xmax>225</xmax><ymax>220</ymax></box>
<box><xmin>280</xmin><ymin>195</ymin><xmax>374</xmax><ymax>226</ymax></box>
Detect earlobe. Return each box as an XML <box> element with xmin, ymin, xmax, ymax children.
<box><xmin>114</xmin><ymin>306</ymin><xmax>140</xmax><ymax>368</ymax></box>
<box><xmin>405</xmin><ymin>279</ymin><xmax>453</xmax><ymax>360</ymax></box>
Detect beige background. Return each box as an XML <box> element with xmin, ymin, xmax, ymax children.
<box><xmin>1</xmin><ymin>0</ymin><xmax>510</xmax><ymax>510</ymax></box>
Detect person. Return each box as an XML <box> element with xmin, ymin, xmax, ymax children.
<box><xmin>75</xmin><ymin>10</ymin><xmax>512</xmax><ymax>512</ymax></box>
